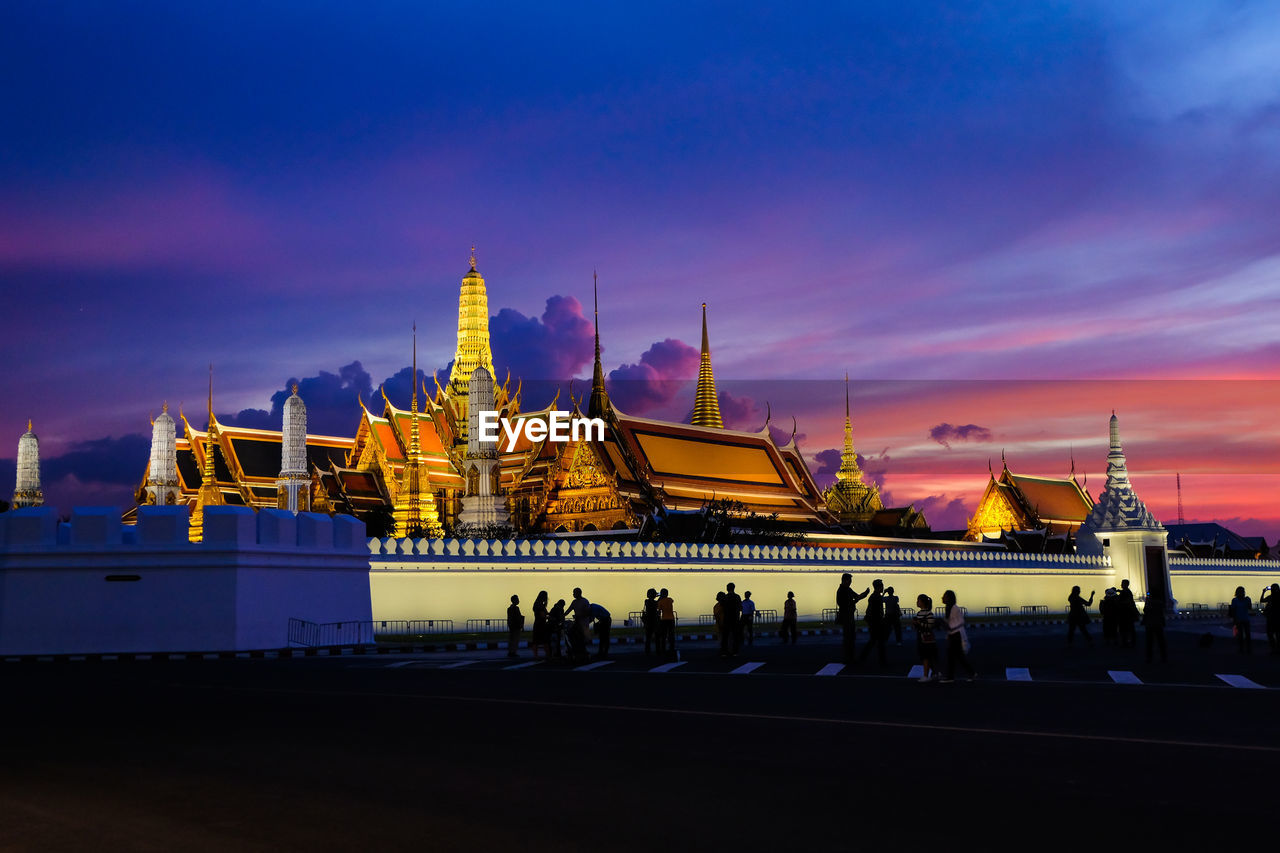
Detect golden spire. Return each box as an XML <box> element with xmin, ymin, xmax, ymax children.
<box><xmin>589</xmin><ymin>270</ymin><xmax>610</xmax><ymax>419</ymax></box>
<box><xmin>447</xmin><ymin>245</ymin><xmax>496</xmax><ymax>441</ymax></box>
<box><xmin>191</xmin><ymin>364</ymin><xmax>224</xmax><ymax>542</ymax></box>
<box><xmin>393</xmin><ymin>324</ymin><xmax>443</xmax><ymax>537</ymax></box>
<box><xmin>690</xmin><ymin>302</ymin><xmax>723</xmax><ymax>428</ymax></box>
<box><xmin>835</xmin><ymin>372</ymin><xmax>864</xmax><ymax>484</ymax></box>
<box><xmin>469</xmin><ymin>244</ymin><xmax>477</xmax><ymax>272</ymax></box>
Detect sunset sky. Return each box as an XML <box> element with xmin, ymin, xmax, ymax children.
<box><xmin>3</xmin><ymin>3</ymin><xmax>1278</xmax><ymax>535</ymax></box>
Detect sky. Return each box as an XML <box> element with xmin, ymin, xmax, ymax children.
<box><xmin>2</xmin><ymin>2</ymin><xmax>1278</xmax><ymax>535</ymax></box>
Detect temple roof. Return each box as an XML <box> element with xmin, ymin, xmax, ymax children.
<box><xmin>1002</xmin><ymin>473</ymin><xmax>1092</xmax><ymax>524</ymax></box>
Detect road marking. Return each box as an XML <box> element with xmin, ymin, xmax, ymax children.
<box><xmin>385</xmin><ymin>660</ymin><xmax>425</xmax><ymax>669</ymax></box>
<box><xmin>730</xmin><ymin>661</ymin><xmax>765</xmax><ymax>675</ymax></box>
<box><xmin>815</xmin><ymin>663</ymin><xmax>844</xmax><ymax>677</ymax></box>
<box><xmin>1006</xmin><ymin>667</ymin><xmax>1032</xmax><ymax>681</ymax></box>
<box><xmin>1108</xmin><ymin>670</ymin><xmax>1142</xmax><ymax>685</ymax></box>
<box><xmin>907</xmin><ymin>665</ymin><xmax>924</xmax><ymax>679</ymax></box>
<box><xmin>503</xmin><ymin>660</ymin><xmax>544</xmax><ymax>671</ymax></box>
<box><xmin>575</xmin><ymin>660</ymin><xmax>615</xmax><ymax>672</ymax></box>
<box><xmin>649</xmin><ymin>661</ymin><xmax>687</xmax><ymax>673</ymax></box>
<box><xmin>1216</xmin><ymin>674</ymin><xmax>1264</xmax><ymax>689</ymax></box>
<box><xmin>440</xmin><ymin>660</ymin><xmax>480</xmax><ymax>669</ymax></box>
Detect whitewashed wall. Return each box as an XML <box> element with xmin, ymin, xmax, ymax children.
<box><xmin>1167</xmin><ymin>556</ymin><xmax>1280</xmax><ymax>607</ymax></box>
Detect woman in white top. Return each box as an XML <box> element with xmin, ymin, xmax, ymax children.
<box><xmin>941</xmin><ymin>589</ymin><xmax>976</xmax><ymax>682</ymax></box>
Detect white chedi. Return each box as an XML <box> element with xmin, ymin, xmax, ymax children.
<box><xmin>458</xmin><ymin>365</ymin><xmax>509</xmax><ymax>528</ymax></box>
<box><xmin>145</xmin><ymin>404</ymin><xmax>181</xmax><ymax>506</ymax></box>
<box><xmin>13</xmin><ymin>420</ymin><xmax>43</xmax><ymax>508</ymax></box>
<box><xmin>277</xmin><ymin>385</ymin><xmax>310</xmax><ymax>513</ymax></box>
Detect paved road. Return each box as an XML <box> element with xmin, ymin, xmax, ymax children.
<box><xmin>2</xmin><ymin>627</ymin><xmax>1276</xmax><ymax>850</ymax></box>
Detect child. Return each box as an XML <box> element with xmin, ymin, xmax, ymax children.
<box><xmin>913</xmin><ymin>594</ymin><xmax>938</xmax><ymax>682</ymax></box>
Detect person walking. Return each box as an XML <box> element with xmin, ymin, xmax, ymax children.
<box><xmin>858</xmin><ymin>578</ymin><xmax>889</xmax><ymax>666</ymax></box>
<box><xmin>642</xmin><ymin>588</ymin><xmax>660</xmax><ymax>655</ymax></box>
<box><xmin>721</xmin><ymin>582</ymin><xmax>743</xmax><ymax>658</ymax></box>
<box><xmin>531</xmin><ymin>590</ymin><xmax>550</xmax><ymax>659</ymax></box>
<box><xmin>506</xmin><ymin>594</ymin><xmax>524</xmax><ymax>658</ymax></box>
<box><xmin>940</xmin><ymin>589</ymin><xmax>976</xmax><ymax>682</ymax></box>
<box><xmin>713</xmin><ymin>591</ymin><xmax>725</xmax><ymax>644</ymax></box>
<box><xmin>885</xmin><ymin>586</ymin><xmax>903</xmax><ymax>646</ymax></box>
<box><xmin>1142</xmin><ymin>596</ymin><xmax>1167</xmax><ymax>663</ymax></box>
<box><xmin>781</xmin><ymin>591</ymin><xmax>798</xmax><ymax>645</ymax></box>
<box><xmin>1067</xmin><ymin>585</ymin><xmax>1095</xmax><ymax>646</ymax></box>
<box><xmin>1229</xmin><ymin>586</ymin><xmax>1253</xmax><ymax>654</ymax></box>
<box><xmin>657</xmin><ymin>588</ymin><xmax>676</xmax><ymax>658</ymax></box>
<box><xmin>566</xmin><ymin>588</ymin><xmax>591</xmax><ymax>662</ymax></box>
<box><xmin>1100</xmin><ymin>588</ymin><xmax>1118</xmax><ymax>646</ymax></box>
<box><xmin>741</xmin><ymin>590</ymin><xmax>756</xmax><ymax>646</ymax></box>
<box><xmin>1117</xmin><ymin>579</ymin><xmax>1139</xmax><ymax>648</ymax></box>
<box><xmin>913</xmin><ymin>594</ymin><xmax>939</xmax><ymax>682</ymax></box>
<box><xmin>1262</xmin><ymin>583</ymin><xmax>1280</xmax><ymax>655</ymax></box>
<box><xmin>589</xmin><ymin>601</ymin><xmax>612</xmax><ymax>660</ymax></box>
<box><xmin>836</xmin><ymin>573</ymin><xmax>869</xmax><ymax>666</ymax></box>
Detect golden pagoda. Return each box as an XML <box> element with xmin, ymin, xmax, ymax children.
<box><xmin>189</xmin><ymin>367</ymin><xmax>225</xmax><ymax>543</ymax></box>
<box><xmin>822</xmin><ymin>374</ymin><xmax>883</xmax><ymax>523</ymax></box>
<box><xmin>444</xmin><ymin>247</ymin><xmax>496</xmax><ymax>442</ymax></box>
<box><xmin>690</xmin><ymin>303</ymin><xmax>723</xmax><ymax>428</ymax></box>
<box><xmin>391</xmin><ymin>325</ymin><xmax>445</xmax><ymax>537</ymax></box>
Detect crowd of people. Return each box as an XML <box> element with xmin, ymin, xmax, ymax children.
<box><xmin>502</xmin><ymin>577</ymin><xmax>1280</xmax><ymax>669</ymax></box>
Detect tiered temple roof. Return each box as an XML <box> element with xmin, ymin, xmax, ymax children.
<box><xmin>1079</xmin><ymin>413</ymin><xmax>1162</xmax><ymax>534</ymax></box>
<box><xmin>966</xmin><ymin>456</ymin><xmax>1094</xmax><ymax>541</ymax></box>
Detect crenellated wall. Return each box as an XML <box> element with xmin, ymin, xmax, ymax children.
<box><xmin>0</xmin><ymin>505</ymin><xmax>371</xmax><ymax>655</ymax></box>
<box><xmin>1166</xmin><ymin>556</ymin><xmax>1280</xmax><ymax>606</ymax></box>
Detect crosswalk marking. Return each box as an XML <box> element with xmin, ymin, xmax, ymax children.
<box><xmin>441</xmin><ymin>660</ymin><xmax>480</xmax><ymax>669</ymax></box>
<box><xmin>730</xmin><ymin>661</ymin><xmax>765</xmax><ymax>675</ymax></box>
<box><xmin>385</xmin><ymin>660</ymin><xmax>424</xmax><ymax>669</ymax></box>
<box><xmin>503</xmin><ymin>660</ymin><xmax>544</xmax><ymax>671</ymax></box>
<box><xmin>650</xmin><ymin>661</ymin><xmax>687</xmax><ymax>673</ymax></box>
<box><xmin>575</xmin><ymin>660</ymin><xmax>615</xmax><ymax>672</ymax></box>
<box><xmin>1108</xmin><ymin>670</ymin><xmax>1142</xmax><ymax>685</ymax></box>
<box><xmin>1216</xmin><ymin>674</ymin><xmax>1264</xmax><ymax>689</ymax></box>
<box><xmin>815</xmin><ymin>663</ymin><xmax>844</xmax><ymax>677</ymax></box>
<box><xmin>907</xmin><ymin>665</ymin><xmax>924</xmax><ymax>679</ymax></box>
<box><xmin>1006</xmin><ymin>667</ymin><xmax>1032</xmax><ymax>681</ymax></box>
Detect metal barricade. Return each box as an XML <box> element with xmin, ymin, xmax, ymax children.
<box><xmin>372</xmin><ymin>619</ymin><xmax>455</xmax><ymax>641</ymax></box>
<box><xmin>287</xmin><ymin>618</ymin><xmax>375</xmax><ymax>647</ymax></box>
<box><xmin>465</xmin><ymin>617</ymin><xmax>509</xmax><ymax>633</ymax></box>
<box><xmin>752</xmin><ymin>608</ymin><xmax>779</xmax><ymax>625</ymax></box>
<box><xmin>698</xmin><ymin>614</ymin><xmax>717</xmax><ymax>626</ymax></box>
<box><xmin>1020</xmin><ymin>605</ymin><xmax>1049</xmax><ymax>616</ymax></box>
<box><xmin>984</xmin><ymin>606</ymin><xmax>1010</xmax><ymax>617</ymax></box>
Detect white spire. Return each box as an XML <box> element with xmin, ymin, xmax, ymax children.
<box><xmin>1079</xmin><ymin>413</ymin><xmax>1163</xmax><ymax>533</ymax></box>
<box><xmin>145</xmin><ymin>403</ymin><xmax>180</xmax><ymax>506</ymax></box>
<box><xmin>13</xmin><ymin>420</ymin><xmax>43</xmax><ymax>508</ymax></box>
<box><xmin>277</xmin><ymin>384</ymin><xmax>309</xmax><ymax>513</ymax></box>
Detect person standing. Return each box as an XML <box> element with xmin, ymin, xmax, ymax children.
<box><xmin>1117</xmin><ymin>579</ymin><xmax>1139</xmax><ymax>648</ymax></box>
<box><xmin>506</xmin><ymin>594</ymin><xmax>524</xmax><ymax>659</ymax></box>
<box><xmin>1067</xmin><ymin>586</ymin><xmax>1095</xmax><ymax>646</ymax></box>
<box><xmin>836</xmin><ymin>573</ymin><xmax>869</xmax><ymax>666</ymax></box>
<box><xmin>741</xmin><ymin>591</ymin><xmax>757</xmax><ymax>646</ymax></box>
<box><xmin>657</xmin><ymin>588</ymin><xmax>676</xmax><ymax>658</ymax></box>
<box><xmin>1229</xmin><ymin>586</ymin><xmax>1253</xmax><ymax>654</ymax></box>
<box><xmin>913</xmin><ymin>594</ymin><xmax>938</xmax><ymax>682</ymax></box>
<box><xmin>589</xmin><ymin>601</ymin><xmax>612</xmax><ymax>660</ymax></box>
<box><xmin>548</xmin><ymin>599</ymin><xmax>566</xmax><ymax>661</ymax></box>
<box><xmin>1143</xmin><ymin>596</ymin><xmax>1167</xmax><ymax>663</ymax></box>
<box><xmin>1100</xmin><ymin>588</ymin><xmax>1118</xmax><ymax>646</ymax></box>
<box><xmin>531</xmin><ymin>590</ymin><xmax>550</xmax><ymax>659</ymax></box>
<box><xmin>781</xmin><ymin>591</ymin><xmax>798</xmax><ymax>645</ymax></box>
<box><xmin>642</xmin><ymin>588</ymin><xmax>660</xmax><ymax>655</ymax></box>
<box><xmin>721</xmin><ymin>582</ymin><xmax>743</xmax><ymax>658</ymax></box>
<box><xmin>940</xmin><ymin>589</ymin><xmax>976</xmax><ymax>683</ymax></box>
<box><xmin>859</xmin><ymin>578</ymin><xmax>889</xmax><ymax>666</ymax></box>
<box><xmin>1262</xmin><ymin>583</ymin><xmax>1280</xmax><ymax>656</ymax></box>
<box><xmin>566</xmin><ymin>588</ymin><xmax>591</xmax><ymax>662</ymax></box>
<box><xmin>884</xmin><ymin>586</ymin><xmax>903</xmax><ymax>646</ymax></box>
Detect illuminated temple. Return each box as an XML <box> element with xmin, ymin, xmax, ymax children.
<box><xmin>964</xmin><ymin>455</ymin><xmax>1094</xmax><ymax>546</ymax></box>
<box><xmin>133</xmin><ymin>251</ymin><xmax>908</xmax><ymax>538</ymax></box>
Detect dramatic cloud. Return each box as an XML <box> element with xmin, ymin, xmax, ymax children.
<box><xmin>491</xmin><ymin>296</ymin><xmax>594</xmax><ymax>382</ymax></box>
<box><xmin>811</xmin><ymin>447</ymin><xmax>887</xmax><ymax>491</ymax></box>
<box><xmin>607</xmin><ymin>338</ymin><xmax>700</xmax><ymax>415</ymax></box>
<box><xmin>929</xmin><ymin>422</ymin><xmax>994</xmax><ymax>449</ymax></box>
<box><xmin>221</xmin><ymin>362</ymin><xmax>377</xmax><ymax>436</ymax></box>
<box><xmin>0</xmin><ymin>434</ymin><xmax>150</xmax><ymax>515</ymax></box>
<box><xmin>812</xmin><ymin>448</ymin><xmax>841</xmax><ymax>490</ymax></box>
<box><xmin>912</xmin><ymin>495</ymin><xmax>972</xmax><ymax>532</ymax></box>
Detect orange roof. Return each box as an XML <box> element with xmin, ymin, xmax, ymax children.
<box><xmin>1005</xmin><ymin>473</ymin><xmax>1093</xmax><ymax>523</ymax></box>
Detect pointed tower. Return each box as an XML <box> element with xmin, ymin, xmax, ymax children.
<box><xmin>1076</xmin><ymin>413</ymin><xmax>1172</xmax><ymax>607</ymax></box>
<box><xmin>190</xmin><ymin>367</ymin><xmax>225</xmax><ymax>543</ymax></box>
<box><xmin>588</xmin><ymin>271</ymin><xmax>610</xmax><ymax>420</ymax></box>
<box><xmin>13</xmin><ymin>420</ymin><xmax>43</xmax><ymax>509</ymax></box>
<box><xmin>822</xmin><ymin>375</ymin><xmax>882</xmax><ymax>523</ymax></box>
<box><xmin>392</xmin><ymin>326</ymin><xmax>445</xmax><ymax>538</ymax></box>
<box><xmin>690</xmin><ymin>303</ymin><xmax>723</xmax><ymax>428</ymax></box>
<box><xmin>145</xmin><ymin>403</ymin><xmax>181</xmax><ymax>506</ymax></box>
<box><xmin>446</xmin><ymin>247</ymin><xmax>497</xmax><ymax>442</ymax></box>
<box><xmin>277</xmin><ymin>384</ymin><xmax>310</xmax><ymax>513</ymax></box>
<box><xmin>458</xmin><ymin>364</ymin><xmax>510</xmax><ymax>529</ymax></box>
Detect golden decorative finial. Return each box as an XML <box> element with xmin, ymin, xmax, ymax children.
<box><xmin>162</xmin><ymin>401</ymin><xmax>169</xmax><ymax>414</ymax></box>
<box><xmin>292</xmin><ymin>383</ymin><xmax>298</xmax><ymax>395</ymax></box>
<box><xmin>469</xmin><ymin>245</ymin><xmax>477</xmax><ymax>271</ymax></box>
<box><xmin>27</xmin><ymin>418</ymin><xmax>32</xmax><ymax>432</ymax></box>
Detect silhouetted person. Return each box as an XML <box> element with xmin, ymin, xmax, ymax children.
<box><xmin>1100</xmin><ymin>588</ymin><xmax>1118</xmax><ymax>646</ymax></box>
<box><xmin>589</xmin><ymin>601</ymin><xmax>612</xmax><ymax>659</ymax></box>
<box><xmin>859</xmin><ymin>578</ymin><xmax>889</xmax><ymax>666</ymax></box>
<box><xmin>941</xmin><ymin>589</ymin><xmax>976</xmax><ymax>682</ymax></box>
<box><xmin>836</xmin><ymin>573</ymin><xmax>869</xmax><ymax>665</ymax></box>
<box><xmin>1067</xmin><ymin>586</ymin><xmax>1095</xmax><ymax>646</ymax></box>
<box><xmin>642</xmin><ymin>588</ymin><xmax>659</xmax><ymax>654</ymax></box>
<box><xmin>885</xmin><ymin>586</ymin><xmax>903</xmax><ymax>646</ymax></box>
<box><xmin>1262</xmin><ymin>583</ymin><xmax>1280</xmax><ymax>655</ymax></box>
<box><xmin>507</xmin><ymin>594</ymin><xmax>523</xmax><ymax>658</ymax></box>
<box><xmin>781</xmin><ymin>591</ymin><xmax>798</xmax><ymax>644</ymax></box>
<box><xmin>566</xmin><ymin>588</ymin><xmax>591</xmax><ymax>663</ymax></box>
<box><xmin>721</xmin><ymin>582</ymin><xmax>742</xmax><ymax>658</ymax></box>
<box><xmin>548</xmin><ymin>599</ymin><xmax>566</xmax><ymax>661</ymax></box>
<box><xmin>658</xmin><ymin>588</ymin><xmax>676</xmax><ymax>658</ymax></box>
<box><xmin>1143</xmin><ymin>597</ymin><xmax>1167</xmax><ymax>663</ymax></box>
<box><xmin>1230</xmin><ymin>586</ymin><xmax>1253</xmax><ymax>654</ymax></box>
<box><xmin>714</xmin><ymin>591</ymin><xmax>725</xmax><ymax>642</ymax></box>
<box><xmin>741</xmin><ymin>590</ymin><xmax>756</xmax><ymax>646</ymax></box>
<box><xmin>531</xmin><ymin>590</ymin><xmax>550</xmax><ymax>659</ymax></box>
<box><xmin>914</xmin><ymin>594</ymin><xmax>938</xmax><ymax>682</ymax></box>
<box><xmin>1117</xmin><ymin>579</ymin><xmax>1139</xmax><ymax>648</ymax></box>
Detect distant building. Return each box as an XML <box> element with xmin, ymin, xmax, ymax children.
<box><xmin>1164</xmin><ymin>522</ymin><xmax>1269</xmax><ymax>560</ymax></box>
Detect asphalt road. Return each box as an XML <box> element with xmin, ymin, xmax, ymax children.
<box><xmin>2</xmin><ymin>626</ymin><xmax>1277</xmax><ymax>851</ymax></box>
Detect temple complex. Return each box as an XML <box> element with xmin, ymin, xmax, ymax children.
<box><xmin>965</xmin><ymin>455</ymin><xmax>1093</xmax><ymax>542</ymax></box>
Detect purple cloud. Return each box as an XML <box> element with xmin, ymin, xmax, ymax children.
<box><xmin>607</xmin><ymin>338</ymin><xmax>700</xmax><ymax>414</ymax></box>
<box><xmin>929</xmin><ymin>422</ymin><xmax>994</xmax><ymax>449</ymax></box>
<box><xmin>912</xmin><ymin>495</ymin><xmax>972</xmax><ymax>531</ymax></box>
<box><xmin>491</xmin><ymin>295</ymin><xmax>594</xmax><ymax>382</ymax></box>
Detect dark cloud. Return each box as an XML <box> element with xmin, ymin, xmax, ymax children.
<box><xmin>43</xmin><ymin>434</ymin><xmax>151</xmax><ymax>485</ymax></box>
<box><xmin>929</xmin><ymin>422</ymin><xmax>994</xmax><ymax>449</ymax></box>
<box><xmin>221</xmin><ymin>361</ymin><xmax>376</xmax><ymax>436</ymax></box>
<box><xmin>491</xmin><ymin>296</ymin><xmax>594</xmax><ymax>382</ymax></box>
<box><xmin>607</xmin><ymin>338</ymin><xmax>699</xmax><ymax>414</ymax></box>
<box><xmin>810</xmin><ymin>447</ymin><xmax>884</xmax><ymax>491</ymax></box>
<box><xmin>912</xmin><ymin>495</ymin><xmax>972</xmax><ymax>531</ymax></box>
